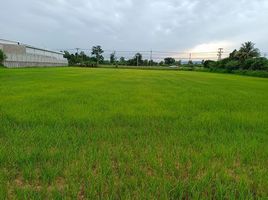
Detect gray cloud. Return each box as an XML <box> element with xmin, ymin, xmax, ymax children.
<box><xmin>1</xmin><ymin>0</ymin><xmax>267</xmax><ymax>54</ymax></box>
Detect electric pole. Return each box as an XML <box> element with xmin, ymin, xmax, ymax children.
<box><xmin>189</xmin><ymin>53</ymin><xmax>192</xmax><ymax>62</ymax></box>
<box><xmin>150</xmin><ymin>50</ymin><xmax>152</xmax><ymax>66</ymax></box>
<box><xmin>114</xmin><ymin>50</ymin><xmax>118</xmax><ymax>67</ymax></box>
<box><xmin>75</xmin><ymin>48</ymin><xmax>80</xmax><ymax>59</ymax></box>
<box><xmin>137</xmin><ymin>55</ymin><xmax>139</xmax><ymax>67</ymax></box>
<box><xmin>217</xmin><ymin>48</ymin><xmax>223</xmax><ymax>61</ymax></box>
<box><xmin>114</xmin><ymin>51</ymin><xmax>117</xmax><ymax>61</ymax></box>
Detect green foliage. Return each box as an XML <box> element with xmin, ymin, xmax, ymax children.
<box><xmin>203</xmin><ymin>42</ymin><xmax>267</xmax><ymax>73</ymax></box>
<box><xmin>119</xmin><ymin>57</ymin><xmax>126</xmax><ymax>65</ymax></box>
<box><xmin>225</xmin><ymin>60</ymin><xmax>240</xmax><ymax>71</ymax></box>
<box><xmin>127</xmin><ymin>53</ymin><xmax>143</xmax><ymax>66</ymax></box>
<box><xmin>0</xmin><ymin>49</ymin><xmax>7</xmax><ymax>66</ymax></box>
<box><xmin>64</xmin><ymin>51</ymin><xmax>97</xmax><ymax>66</ymax></box>
<box><xmin>188</xmin><ymin>60</ymin><xmax>193</xmax><ymax>65</ymax></box>
<box><xmin>243</xmin><ymin>57</ymin><xmax>268</xmax><ymax>70</ymax></box>
<box><xmin>164</xmin><ymin>57</ymin><xmax>175</xmax><ymax>65</ymax></box>
<box><xmin>175</xmin><ymin>60</ymin><xmax>182</xmax><ymax>66</ymax></box>
<box><xmin>110</xmin><ymin>52</ymin><xmax>115</xmax><ymax>64</ymax></box>
<box><xmin>203</xmin><ymin>60</ymin><xmax>216</xmax><ymax>68</ymax></box>
<box><xmin>91</xmin><ymin>45</ymin><xmax>104</xmax><ymax>66</ymax></box>
<box><xmin>237</xmin><ymin>41</ymin><xmax>260</xmax><ymax>62</ymax></box>
<box><xmin>0</xmin><ymin>67</ymin><xmax>267</xmax><ymax>198</ymax></box>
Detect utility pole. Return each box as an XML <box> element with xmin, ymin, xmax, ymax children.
<box><xmin>189</xmin><ymin>53</ymin><xmax>192</xmax><ymax>62</ymax></box>
<box><xmin>217</xmin><ymin>48</ymin><xmax>223</xmax><ymax>61</ymax></box>
<box><xmin>137</xmin><ymin>55</ymin><xmax>139</xmax><ymax>67</ymax></box>
<box><xmin>114</xmin><ymin>50</ymin><xmax>116</xmax><ymax>62</ymax></box>
<box><xmin>150</xmin><ymin>50</ymin><xmax>152</xmax><ymax>66</ymax></box>
<box><xmin>75</xmin><ymin>48</ymin><xmax>80</xmax><ymax>58</ymax></box>
<box><xmin>114</xmin><ymin>50</ymin><xmax>118</xmax><ymax>67</ymax></box>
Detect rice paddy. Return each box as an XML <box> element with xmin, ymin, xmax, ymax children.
<box><xmin>0</xmin><ymin>67</ymin><xmax>267</xmax><ymax>199</ymax></box>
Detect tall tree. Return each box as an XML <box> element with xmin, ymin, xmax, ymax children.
<box><xmin>91</xmin><ymin>45</ymin><xmax>104</xmax><ymax>66</ymax></box>
<box><xmin>119</xmin><ymin>57</ymin><xmax>125</xmax><ymax>64</ymax></box>
<box><xmin>236</xmin><ymin>42</ymin><xmax>260</xmax><ymax>62</ymax></box>
<box><xmin>134</xmin><ymin>53</ymin><xmax>143</xmax><ymax>66</ymax></box>
<box><xmin>229</xmin><ymin>49</ymin><xmax>238</xmax><ymax>60</ymax></box>
<box><xmin>110</xmin><ymin>52</ymin><xmax>115</xmax><ymax>64</ymax></box>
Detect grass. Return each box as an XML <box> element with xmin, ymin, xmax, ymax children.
<box><xmin>0</xmin><ymin>67</ymin><xmax>268</xmax><ymax>199</ymax></box>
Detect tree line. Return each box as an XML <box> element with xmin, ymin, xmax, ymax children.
<box><xmin>63</xmin><ymin>46</ymin><xmax>184</xmax><ymax>67</ymax></box>
<box><xmin>1</xmin><ymin>42</ymin><xmax>267</xmax><ymax>75</ymax></box>
<box><xmin>63</xmin><ymin>42</ymin><xmax>268</xmax><ymax>73</ymax></box>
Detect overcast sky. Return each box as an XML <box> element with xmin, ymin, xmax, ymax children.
<box><xmin>1</xmin><ymin>0</ymin><xmax>268</xmax><ymax>55</ymax></box>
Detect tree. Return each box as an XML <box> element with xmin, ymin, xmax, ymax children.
<box><xmin>159</xmin><ymin>61</ymin><xmax>165</xmax><ymax>66</ymax></box>
<box><xmin>244</xmin><ymin>57</ymin><xmax>268</xmax><ymax>70</ymax></box>
<box><xmin>164</xmin><ymin>57</ymin><xmax>176</xmax><ymax>65</ymax></box>
<box><xmin>175</xmin><ymin>60</ymin><xmax>182</xmax><ymax>66</ymax></box>
<box><xmin>79</xmin><ymin>51</ymin><xmax>88</xmax><ymax>61</ymax></box>
<box><xmin>225</xmin><ymin>60</ymin><xmax>240</xmax><ymax>71</ymax></box>
<box><xmin>229</xmin><ymin>49</ymin><xmax>239</xmax><ymax>60</ymax></box>
<box><xmin>110</xmin><ymin>52</ymin><xmax>115</xmax><ymax>64</ymax></box>
<box><xmin>135</xmin><ymin>53</ymin><xmax>143</xmax><ymax>66</ymax></box>
<box><xmin>119</xmin><ymin>57</ymin><xmax>126</xmax><ymax>65</ymax></box>
<box><xmin>0</xmin><ymin>49</ymin><xmax>7</xmax><ymax>66</ymax></box>
<box><xmin>91</xmin><ymin>45</ymin><xmax>104</xmax><ymax>66</ymax></box>
<box><xmin>236</xmin><ymin>42</ymin><xmax>260</xmax><ymax>62</ymax></box>
<box><xmin>203</xmin><ymin>60</ymin><xmax>216</xmax><ymax>68</ymax></box>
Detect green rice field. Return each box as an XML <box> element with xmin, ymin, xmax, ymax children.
<box><xmin>0</xmin><ymin>67</ymin><xmax>267</xmax><ymax>199</ymax></box>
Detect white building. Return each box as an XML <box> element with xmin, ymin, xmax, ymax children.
<box><xmin>0</xmin><ymin>39</ymin><xmax>68</xmax><ymax>67</ymax></box>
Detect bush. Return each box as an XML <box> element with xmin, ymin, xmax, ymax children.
<box><xmin>216</xmin><ymin>58</ymin><xmax>232</xmax><ymax>69</ymax></box>
<box><xmin>234</xmin><ymin>70</ymin><xmax>268</xmax><ymax>78</ymax></box>
<box><xmin>242</xmin><ymin>57</ymin><xmax>268</xmax><ymax>70</ymax></box>
<box><xmin>80</xmin><ymin>61</ymin><xmax>97</xmax><ymax>67</ymax></box>
<box><xmin>251</xmin><ymin>57</ymin><xmax>268</xmax><ymax>70</ymax></box>
<box><xmin>0</xmin><ymin>49</ymin><xmax>7</xmax><ymax>66</ymax></box>
<box><xmin>203</xmin><ymin>60</ymin><xmax>216</xmax><ymax>69</ymax></box>
<box><xmin>225</xmin><ymin>60</ymin><xmax>240</xmax><ymax>71</ymax></box>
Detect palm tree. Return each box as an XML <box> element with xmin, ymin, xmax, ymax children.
<box><xmin>237</xmin><ymin>41</ymin><xmax>260</xmax><ymax>61</ymax></box>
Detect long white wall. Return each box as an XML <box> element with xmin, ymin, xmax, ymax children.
<box><xmin>4</xmin><ymin>53</ymin><xmax>68</xmax><ymax>67</ymax></box>
<box><xmin>1</xmin><ymin>40</ymin><xmax>68</xmax><ymax>67</ymax></box>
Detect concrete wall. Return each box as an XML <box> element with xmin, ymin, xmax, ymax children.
<box><xmin>1</xmin><ymin>41</ymin><xmax>68</xmax><ymax>68</ymax></box>
<box><xmin>4</xmin><ymin>61</ymin><xmax>67</xmax><ymax>68</ymax></box>
<box><xmin>2</xmin><ymin>44</ymin><xmax>26</xmax><ymax>54</ymax></box>
<box><xmin>4</xmin><ymin>53</ymin><xmax>68</xmax><ymax>68</ymax></box>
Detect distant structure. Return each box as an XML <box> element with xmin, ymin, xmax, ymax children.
<box><xmin>217</xmin><ymin>48</ymin><xmax>223</xmax><ymax>61</ymax></box>
<box><xmin>0</xmin><ymin>39</ymin><xmax>68</xmax><ymax>67</ymax></box>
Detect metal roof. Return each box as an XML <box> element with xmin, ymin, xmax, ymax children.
<box><xmin>0</xmin><ymin>38</ymin><xmax>64</xmax><ymax>55</ymax></box>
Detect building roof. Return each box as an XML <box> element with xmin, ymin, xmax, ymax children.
<box><xmin>0</xmin><ymin>38</ymin><xmax>64</xmax><ymax>55</ymax></box>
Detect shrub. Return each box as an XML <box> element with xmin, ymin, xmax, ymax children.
<box><xmin>242</xmin><ymin>57</ymin><xmax>268</xmax><ymax>70</ymax></box>
<box><xmin>243</xmin><ymin>58</ymin><xmax>255</xmax><ymax>70</ymax></box>
<box><xmin>0</xmin><ymin>49</ymin><xmax>7</xmax><ymax>66</ymax></box>
<box><xmin>80</xmin><ymin>61</ymin><xmax>97</xmax><ymax>67</ymax></box>
<box><xmin>216</xmin><ymin>58</ymin><xmax>232</xmax><ymax>69</ymax></box>
<box><xmin>250</xmin><ymin>57</ymin><xmax>268</xmax><ymax>70</ymax></box>
<box><xmin>225</xmin><ymin>60</ymin><xmax>240</xmax><ymax>71</ymax></box>
<box><xmin>203</xmin><ymin>60</ymin><xmax>216</xmax><ymax>69</ymax></box>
